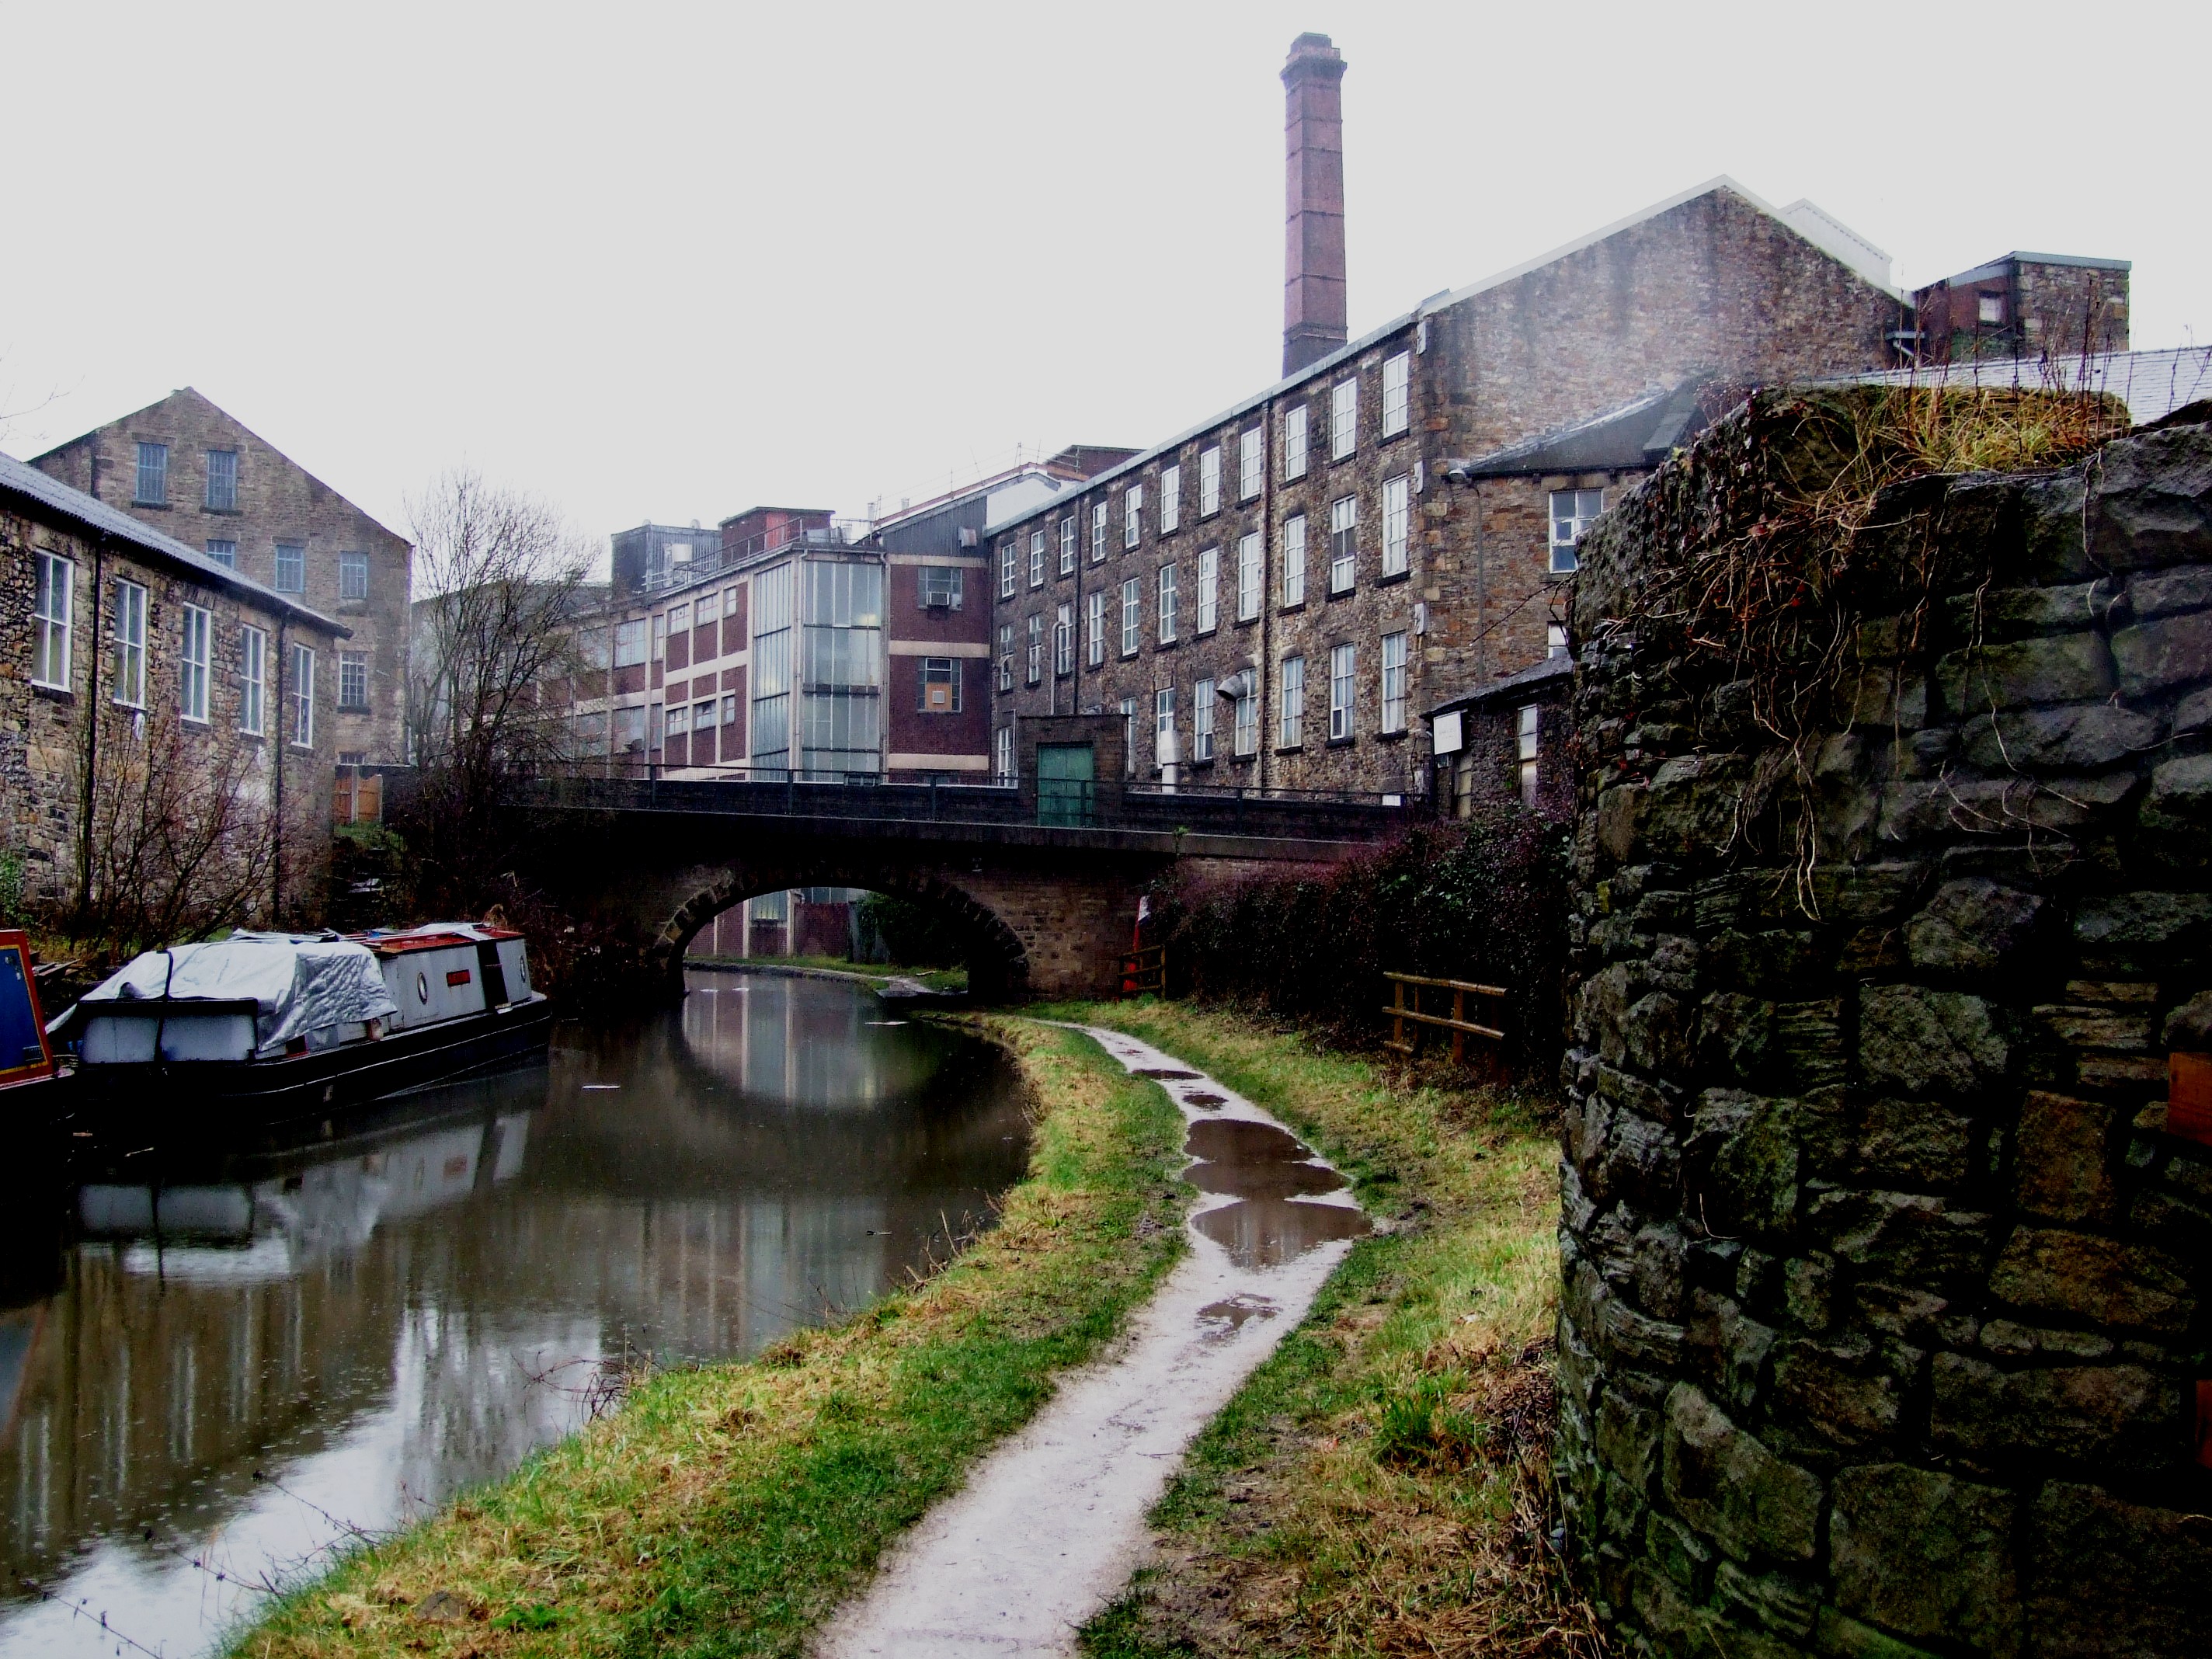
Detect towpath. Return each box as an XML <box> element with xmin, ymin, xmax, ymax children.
<box><xmin>816</xmin><ymin>1024</ymin><xmax>1368</xmax><ymax>1658</ymax></box>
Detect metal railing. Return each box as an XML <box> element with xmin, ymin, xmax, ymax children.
<box><xmin>635</xmin><ymin>520</ymin><xmax>876</xmax><ymax>596</ymax></box>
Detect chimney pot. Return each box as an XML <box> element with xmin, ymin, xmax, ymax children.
<box><xmin>1282</xmin><ymin>33</ymin><xmax>1348</xmax><ymax>376</ymax></box>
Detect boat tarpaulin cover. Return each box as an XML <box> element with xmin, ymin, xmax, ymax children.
<box><xmin>81</xmin><ymin>933</ymin><xmax>401</xmax><ymax>1050</ymax></box>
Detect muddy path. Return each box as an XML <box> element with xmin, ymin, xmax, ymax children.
<box><xmin>815</xmin><ymin>1024</ymin><xmax>1368</xmax><ymax>1658</ymax></box>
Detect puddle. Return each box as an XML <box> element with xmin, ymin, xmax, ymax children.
<box><xmin>1197</xmin><ymin>1293</ymin><xmax>1279</xmax><ymax>1335</ymax></box>
<box><xmin>1182</xmin><ymin>1090</ymin><xmax>1227</xmax><ymax>1110</ymax></box>
<box><xmin>1136</xmin><ymin>1067</ymin><xmax>1203</xmax><ymax>1080</ymax></box>
<box><xmin>1181</xmin><ymin>1116</ymin><xmax>1369</xmax><ymax>1268</ymax></box>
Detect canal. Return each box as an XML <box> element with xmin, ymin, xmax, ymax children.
<box><xmin>0</xmin><ymin>971</ymin><xmax>1029</xmax><ymax>1657</ymax></box>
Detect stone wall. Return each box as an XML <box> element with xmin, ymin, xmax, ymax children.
<box><xmin>1556</xmin><ymin>393</ymin><xmax>2211</xmax><ymax>1657</ymax></box>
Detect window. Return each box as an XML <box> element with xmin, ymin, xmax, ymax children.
<box><xmin>994</xmin><ymin>725</ymin><xmax>1014</xmax><ymax>783</ymax></box>
<box><xmin>607</xmin><ymin>619</ymin><xmax>643</xmax><ymax>668</ymax></box>
<box><xmin>1382</xmin><ymin>351</ymin><xmax>1410</xmax><ymax>436</ymax></box>
<box><xmin>1198</xmin><ymin>446</ymin><xmax>1222</xmax><ymax>516</ymax></box>
<box><xmin>339</xmin><ymin>550</ymin><xmax>369</xmax><ymax>600</ymax></box>
<box><xmin>1125</xmin><ymin>484</ymin><xmax>1143</xmax><ymax>548</ymax></box>
<box><xmin>999</xmin><ymin>540</ymin><xmax>1017</xmax><ymax>598</ymax></box>
<box><xmin>1155</xmin><ymin>686</ymin><xmax>1176</xmax><ymax>766</ymax></box>
<box><xmin>1280</xmin><ymin>655</ymin><xmax>1306</xmax><ymax>747</ymax></box>
<box><xmin>668</xmin><ymin>601</ymin><xmax>690</xmax><ymax>635</ymax></box>
<box><xmin>204</xmin><ymin>539</ymin><xmax>237</xmax><ymax>568</ymax></box>
<box><xmin>1059</xmin><ymin>517</ymin><xmax>1076</xmax><ymax>574</ymax></box>
<box><xmin>1233</xmin><ymin>684</ymin><xmax>1256</xmax><ymax>756</ymax></box>
<box><xmin>579</xmin><ymin>626</ymin><xmax>611</xmax><ymax>671</ymax></box>
<box><xmin>1548</xmin><ymin>622</ymin><xmax>1570</xmax><ymax>659</ymax></box>
<box><xmin>1085</xmin><ymin>589</ymin><xmax>1105</xmax><ymax>666</ymax></box>
<box><xmin>1978</xmin><ymin>291</ymin><xmax>2005</xmax><ymax>325</ymax></box>
<box><xmin>339</xmin><ymin>651</ymin><xmax>370</xmax><ymax>710</ymax></box>
<box><xmin>1054</xmin><ymin>600</ymin><xmax>1073</xmax><ymax>675</ymax></box>
<box><xmin>1193</xmin><ymin>677</ymin><xmax>1215</xmax><ymax>760</ymax></box>
<box><xmin>697</xmin><ymin>589</ymin><xmax>720</xmax><ymax>626</ymax></box>
<box><xmin>666</xmin><ymin>701</ymin><xmax>690</xmax><ymax>737</ymax></box>
<box><xmin>1518</xmin><ymin>704</ymin><xmax>1541</xmax><ymax>807</ymax></box>
<box><xmin>749</xmin><ymin>561</ymin><xmax>795</xmax><ymax>774</ymax></box>
<box><xmin>1329</xmin><ymin>642</ymin><xmax>1355</xmax><ymax>740</ymax></box>
<box><xmin>1329</xmin><ymin>496</ymin><xmax>1358</xmax><ymax>593</ymax></box>
<box><xmin>1330</xmin><ymin>378</ymin><xmax>1357</xmax><ymax>459</ymax></box>
<box><xmin>1382</xmin><ymin>475</ymin><xmax>1410</xmax><ymax>577</ymax></box>
<box><xmin>1381</xmin><ymin>630</ymin><xmax>1407</xmax><ymax>732</ymax></box>
<box><xmin>1157</xmin><ymin>563</ymin><xmax>1178</xmax><ymax>643</ymax></box>
<box><xmin>289</xmin><ymin>643</ymin><xmax>315</xmax><ymax>746</ymax></box>
<box><xmin>1120</xmin><ymin>577</ymin><xmax>1142</xmax><ymax>656</ymax></box>
<box><xmin>112</xmin><ymin>579</ymin><xmax>147</xmax><ymax>707</ymax></box>
<box><xmin>238</xmin><ymin>624</ymin><xmax>266</xmax><ymax>735</ymax></box>
<box><xmin>1238</xmin><ymin>427</ymin><xmax>1262</xmax><ymax>499</ymax></box>
<box><xmin>1196</xmin><ymin>546</ymin><xmax>1219</xmax><ymax>633</ymax></box>
<box><xmin>1121</xmin><ymin>697</ymin><xmax>1139</xmax><ymax>775</ymax></box>
<box><xmin>180</xmin><ymin>603</ymin><xmax>212</xmax><ymax>722</ymax></box>
<box><xmin>1160</xmin><ymin>464</ymin><xmax>1181</xmax><ymax>533</ymax></box>
<box><xmin>134</xmin><ymin>442</ymin><xmax>169</xmax><ymax>506</ymax></box>
<box><xmin>1091</xmin><ymin>501</ymin><xmax>1108</xmax><ymax>562</ymax></box>
<box><xmin>921</xmin><ymin>657</ymin><xmax>962</xmax><ymax>713</ymax></box>
<box><xmin>1026</xmin><ymin>613</ymin><xmax>1043</xmax><ymax>684</ymax></box>
<box><xmin>652</xmin><ymin>614</ymin><xmax>667</xmax><ymax>662</ymax></box>
<box><xmin>1029</xmin><ymin>527</ymin><xmax>1045</xmax><ymax>588</ymax></box>
<box><xmin>204</xmin><ymin>449</ymin><xmax>238</xmax><ymax>511</ymax></box>
<box><xmin>1283</xmin><ymin>404</ymin><xmax>1309</xmax><ymax>480</ymax></box>
<box><xmin>998</xmin><ymin>623</ymin><xmax>1014</xmax><ymax>691</ymax></box>
<box><xmin>617</xmin><ymin>704</ymin><xmax>650</xmax><ymax>752</ymax></box>
<box><xmin>273</xmin><ymin>541</ymin><xmax>304</xmax><ymax>593</ymax></box>
<box><xmin>1236</xmin><ymin>533</ymin><xmax>1263</xmax><ymax>621</ymax></box>
<box><xmin>920</xmin><ymin>565</ymin><xmax>963</xmax><ymax>609</ymax></box>
<box><xmin>1282</xmin><ymin>514</ymin><xmax>1307</xmax><ymax>607</ymax></box>
<box><xmin>1549</xmin><ymin>489</ymin><xmax>1605</xmax><ymax>574</ymax></box>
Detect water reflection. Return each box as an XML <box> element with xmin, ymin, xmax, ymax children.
<box><xmin>1184</xmin><ymin>1117</ymin><xmax>1369</xmax><ymax>1268</ymax></box>
<box><xmin>0</xmin><ymin>971</ymin><xmax>1027</xmax><ymax>1657</ymax></box>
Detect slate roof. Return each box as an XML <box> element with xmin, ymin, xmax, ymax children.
<box><xmin>1450</xmin><ymin>380</ymin><xmax>1716</xmax><ymax>480</ymax></box>
<box><xmin>1427</xmin><ymin>653</ymin><xmax>1574</xmax><ymax>719</ymax></box>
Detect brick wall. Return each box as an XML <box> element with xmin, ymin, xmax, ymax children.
<box><xmin>1556</xmin><ymin>397</ymin><xmax>2211</xmax><ymax>1657</ymax></box>
<box><xmin>32</xmin><ymin>389</ymin><xmax>412</xmax><ymax>764</ymax></box>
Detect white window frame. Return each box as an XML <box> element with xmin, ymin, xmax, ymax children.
<box><xmin>1125</xmin><ymin>483</ymin><xmax>1144</xmax><ymax>548</ymax></box>
<box><xmin>1282</xmin><ymin>514</ymin><xmax>1306</xmax><ymax>608</ymax></box>
<box><xmin>613</xmin><ymin>618</ymin><xmax>649</xmax><ymax>668</ymax></box>
<box><xmin>1382</xmin><ymin>350</ymin><xmax>1410</xmax><ymax>437</ymax></box>
<box><xmin>999</xmin><ymin>540</ymin><xmax>1017</xmax><ymax>598</ymax></box>
<box><xmin>1238</xmin><ymin>426</ymin><xmax>1262</xmax><ymax>500</ymax></box>
<box><xmin>1329</xmin><ymin>642</ymin><xmax>1355</xmax><ymax>741</ymax></box>
<box><xmin>1548</xmin><ymin>622</ymin><xmax>1570</xmax><ymax>659</ymax></box>
<box><xmin>238</xmin><ymin>624</ymin><xmax>266</xmax><ymax>736</ymax></box>
<box><xmin>1233</xmin><ymin>687</ymin><xmax>1257</xmax><ymax>757</ymax></box>
<box><xmin>1154</xmin><ymin>686</ymin><xmax>1176</xmax><ymax>767</ymax></box>
<box><xmin>1280</xmin><ymin>655</ymin><xmax>1305</xmax><ymax>747</ymax></box>
<box><xmin>1091</xmin><ymin>500</ymin><xmax>1108</xmax><ymax>562</ymax></box>
<box><xmin>1236</xmin><ymin>532</ymin><xmax>1263</xmax><ymax>621</ymax></box>
<box><xmin>1120</xmin><ymin>577</ymin><xmax>1142</xmax><ymax>656</ymax></box>
<box><xmin>33</xmin><ymin>554</ymin><xmax>74</xmax><ymax>690</ymax></box>
<box><xmin>289</xmin><ymin>642</ymin><xmax>315</xmax><ymax>747</ymax></box>
<box><xmin>1382</xmin><ymin>475</ymin><xmax>1410</xmax><ymax>577</ymax></box>
<box><xmin>1028</xmin><ymin>527</ymin><xmax>1045</xmax><ymax>588</ymax></box>
<box><xmin>1550</xmin><ymin>489</ymin><xmax>1605</xmax><ymax>575</ymax></box>
<box><xmin>112</xmin><ymin>578</ymin><xmax>147</xmax><ymax>708</ymax></box>
<box><xmin>339</xmin><ymin>649</ymin><xmax>370</xmax><ymax>711</ymax></box>
<box><xmin>1085</xmin><ymin>588</ymin><xmax>1105</xmax><ymax>667</ymax></box>
<box><xmin>180</xmin><ymin>603</ymin><xmax>212</xmax><ymax>724</ymax></box>
<box><xmin>1059</xmin><ymin>516</ymin><xmax>1076</xmax><ymax>575</ymax></box>
<box><xmin>1329</xmin><ymin>495</ymin><xmax>1358</xmax><ymax>594</ymax></box>
<box><xmin>1121</xmin><ymin>697</ymin><xmax>1139</xmax><ymax>776</ymax></box>
<box><xmin>998</xmin><ymin>623</ymin><xmax>1014</xmax><ymax>691</ymax></box>
<box><xmin>1330</xmin><ymin>378</ymin><xmax>1358</xmax><ymax>460</ymax></box>
<box><xmin>1381</xmin><ymin>629</ymin><xmax>1408</xmax><ymax>733</ymax></box>
<box><xmin>1283</xmin><ymin>404</ymin><xmax>1309</xmax><ymax>480</ymax></box>
<box><xmin>1026</xmin><ymin>613</ymin><xmax>1043</xmax><ymax>684</ymax></box>
<box><xmin>1054</xmin><ymin>600</ymin><xmax>1073</xmax><ymax>676</ymax></box>
<box><xmin>1518</xmin><ymin>704</ymin><xmax>1541</xmax><ymax>807</ymax></box>
<box><xmin>994</xmin><ymin>724</ymin><xmax>1014</xmax><ymax>783</ymax></box>
<box><xmin>1192</xmin><ymin>677</ymin><xmax>1215</xmax><ymax>761</ymax></box>
<box><xmin>273</xmin><ymin>541</ymin><xmax>305</xmax><ymax>594</ymax></box>
<box><xmin>1198</xmin><ymin>446</ymin><xmax>1222</xmax><ymax>516</ymax></box>
<box><xmin>1196</xmin><ymin>546</ymin><xmax>1219</xmax><ymax>633</ymax></box>
<box><xmin>1160</xmin><ymin>464</ymin><xmax>1181</xmax><ymax>533</ymax></box>
<box><xmin>1157</xmin><ymin>563</ymin><xmax>1178</xmax><ymax>644</ymax></box>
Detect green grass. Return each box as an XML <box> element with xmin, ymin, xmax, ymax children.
<box><xmin>228</xmin><ymin>1017</ymin><xmax>1186</xmax><ymax>1659</ymax></box>
<box><xmin>685</xmin><ymin>955</ymin><xmax>969</xmax><ymax>993</ymax></box>
<box><xmin>1035</xmin><ymin>1001</ymin><xmax>1608</xmax><ymax>1659</ymax></box>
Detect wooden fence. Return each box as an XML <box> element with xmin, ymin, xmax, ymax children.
<box><xmin>1382</xmin><ymin>971</ymin><xmax>1506</xmax><ymax>1063</ymax></box>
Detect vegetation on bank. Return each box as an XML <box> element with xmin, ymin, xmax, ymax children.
<box><xmin>229</xmin><ymin>1017</ymin><xmax>1189</xmax><ymax>1659</ymax></box>
<box><xmin>1042</xmin><ymin>1001</ymin><xmax>1608</xmax><ymax>1659</ymax></box>
<box><xmin>684</xmin><ymin>955</ymin><xmax>970</xmax><ymax>993</ymax></box>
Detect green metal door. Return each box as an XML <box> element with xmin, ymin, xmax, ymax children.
<box><xmin>1036</xmin><ymin>743</ymin><xmax>1096</xmax><ymax>826</ymax></box>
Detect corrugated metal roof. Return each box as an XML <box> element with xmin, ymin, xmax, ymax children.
<box><xmin>1830</xmin><ymin>346</ymin><xmax>2212</xmax><ymax>426</ymax></box>
<box><xmin>0</xmin><ymin>448</ymin><xmax>346</xmax><ymax>635</ymax></box>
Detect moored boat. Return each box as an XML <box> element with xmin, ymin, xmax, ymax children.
<box><xmin>49</xmin><ymin>923</ymin><xmax>553</xmax><ymax>1128</ymax></box>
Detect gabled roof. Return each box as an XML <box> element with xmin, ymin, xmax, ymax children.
<box><xmin>983</xmin><ymin>177</ymin><xmax>1897</xmax><ymax>537</ymax></box>
<box><xmin>1452</xmin><ymin>379</ymin><xmax>1717</xmax><ymax>479</ymax></box>
<box><xmin>0</xmin><ymin>448</ymin><xmax>346</xmax><ymax>634</ymax></box>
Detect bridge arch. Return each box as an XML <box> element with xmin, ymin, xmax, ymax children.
<box><xmin>649</xmin><ymin>861</ymin><xmax>1031</xmax><ymax>1000</ymax></box>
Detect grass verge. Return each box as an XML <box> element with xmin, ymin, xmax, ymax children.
<box><xmin>228</xmin><ymin>1015</ymin><xmax>1187</xmax><ymax>1658</ymax></box>
<box><xmin>685</xmin><ymin>955</ymin><xmax>969</xmax><ymax>993</ymax></box>
<box><xmin>1035</xmin><ymin>1000</ymin><xmax>1609</xmax><ymax>1659</ymax></box>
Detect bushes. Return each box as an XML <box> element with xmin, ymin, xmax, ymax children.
<box><xmin>1148</xmin><ymin>809</ymin><xmax>1570</xmax><ymax>1073</ymax></box>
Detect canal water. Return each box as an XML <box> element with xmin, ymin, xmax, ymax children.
<box><xmin>0</xmin><ymin>971</ymin><xmax>1028</xmax><ymax>1658</ymax></box>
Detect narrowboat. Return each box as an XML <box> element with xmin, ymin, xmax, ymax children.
<box><xmin>50</xmin><ymin>923</ymin><xmax>553</xmax><ymax>1126</ymax></box>
<box><xmin>0</xmin><ymin>930</ymin><xmax>59</xmax><ymax>1093</ymax></box>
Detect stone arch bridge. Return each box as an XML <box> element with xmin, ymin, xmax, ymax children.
<box><xmin>521</xmin><ymin>770</ymin><xmax>1408</xmax><ymax>1000</ymax></box>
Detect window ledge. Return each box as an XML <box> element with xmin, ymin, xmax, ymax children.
<box><xmin>1327</xmin><ymin>736</ymin><xmax>1355</xmax><ymax>749</ymax></box>
<box><xmin>1326</xmin><ymin>586</ymin><xmax>1358</xmax><ymax>602</ymax></box>
<box><xmin>1195</xmin><ymin>625</ymin><xmax>1217</xmax><ymax>639</ymax></box>
<box><xmin>1279</xmin><ymin>600</ymin><xmax>1306</xmax><ymax>616</ymax></box>
<box><xmin>1274</xmin><ymin>743</ymin><xmax>1303</xmax><ymax>755</ymax></box>
<box><xmin>30</xmin><ymin>682</ymin><xmax>74</xmax><ymax>701</ymax></box>
<box><xmin>1377</xmin><ymin>569</ymin><xmax>1411</xmax><ymax>587</ymax></box>
<box><xmin>1233</xmin><ymin>614</ymin><xmax>1261</xmax><ymax>628</ymax></box>
<box><xmin>1377</xmin><ymin>729</ymin><xmax>1407</xmax><ymax>743</ymax></box>
<box><xmin>337</xmin><ymin>702</ymin><xmax>373</xmax><ymax>715</ymax></box>
<box><xmin>1229</xmin><ymin>752</ymin><xmax>1257</xmax><ymax>765</ymax></box>
<box><xmin>201</xmin><ymin>506</ymin><xmax>242</xmax><ymax>516</ymax></box>
<box><xmin>1156</xmin><ymin>638</ymin><xmax>1180</xmax><ymax>651</ymax></box>
<box><xmin>131</xmin><ymin>499</ymin><xmax>171</xmax><ymax>511</ymax></box>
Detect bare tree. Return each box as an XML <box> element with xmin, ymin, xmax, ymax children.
<box><xmin>405</xmin><ymin>470</ymin><xmax>596</xmax><ymax>906</ymax></box>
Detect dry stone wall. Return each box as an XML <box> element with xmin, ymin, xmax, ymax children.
<box><xmin>1556</xmin><ymin>394</ymin><xmax>2211</xmax><ymax>1659</ymax></box>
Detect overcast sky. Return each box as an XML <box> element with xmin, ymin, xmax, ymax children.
<box><xmin>5</xmin><ymin>1</ymin><xmax>2204</xmax><ymax>566</ymax></box>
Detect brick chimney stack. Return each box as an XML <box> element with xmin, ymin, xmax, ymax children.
<box><xmin>1282</xmin><ymin>32</ymin><xmax>1348</xmax><ymax>376</ymax></box>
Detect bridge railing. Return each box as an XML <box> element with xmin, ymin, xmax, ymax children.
<box><xmin>524</xmin><ymin>762</ymin><xmax>1419</xmax><ymax>840</ymax></box>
